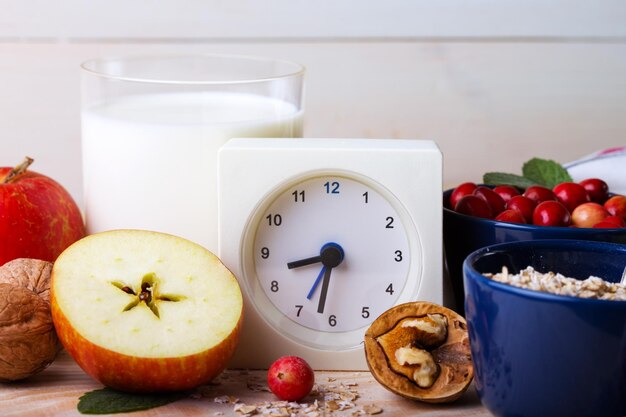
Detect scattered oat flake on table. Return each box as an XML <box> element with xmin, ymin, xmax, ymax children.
<box><xmin>363</xmin><ymin>404</ymin><xmax>383</xmax><ymax>415</ymax></box>
<box><xmin>340</xmin><ymin>391</ymin><xmax>358</xmax><ymax>401</ymax></box>
<box><xmin>214</xmin><ymin>395</ymin><xmax>239</xmax><ymax>404</ymax></box>
<box><xmin>325</xmin><ymin>400</ymin><xmax>340</xmax><ymax>411</ymax></box>
<box><xmin>302</xmin><ymin>400</ymin><xmax>319</xmax><ymax>413</ymax></box>
<box><xmin>234</xmin><ymin>403</ymin><xmax>258</xmax><ymax>415</ymax></box>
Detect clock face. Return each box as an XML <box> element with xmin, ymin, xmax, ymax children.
<box><xmin>243</xmin><ymin>172</ymin><xmax>417</xmax><ymax>350</ymax></box>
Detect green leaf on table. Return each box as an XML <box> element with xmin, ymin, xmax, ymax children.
<box><xmin>482</xmin><ymin>172</ymin><xmax>536</xmax><ymax>189</ymax></box>
<box><xmin>522</xmin><ymin>158</ymin><xmax>573</xmax><ymax>188</ymax></box>
<box><xmin>77</xmin><ymin>387</ymin><xmax>186</xmax><ymax>414</ymax></box>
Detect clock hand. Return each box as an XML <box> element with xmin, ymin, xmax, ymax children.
<box><xmin>287</xmin><ymin>255</ymin><xmax>322</xmax><ymax>269</ymax></box>
<box><xmin>288</xmin><ymin>242</ymin><xmax>344</xmax><ymax>270</ymax></box>
<box><xmin>315</xmin><ymin>243</ymin><xmax>344</xmax><ymax>314</ymax></box>
<box><xmin>317</xmin><ymin>265</ymin><xmax>333</xmax><ymax>314</ymax></box>
<box><xmin>307</xmin><ymin>266</ymin><xmax>326</xmax><ymax>300</ymax></box>
<box><xmin>289</xmin><ymin>242</ymin><xmax>345</xmax><ymax>311</ymax></box>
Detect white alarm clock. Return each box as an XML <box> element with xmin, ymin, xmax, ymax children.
<box><xmin>218</xmin><ymin>138</ymin><xmax>442</xmax><ymax>370</ymax></box>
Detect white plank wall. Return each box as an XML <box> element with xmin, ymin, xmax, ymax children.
<box><xmin>1</xmin><ymin>2</ymin><xmax>625</xmax><ymax>203</ymax></box>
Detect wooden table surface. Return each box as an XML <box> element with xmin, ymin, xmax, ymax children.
<box><xmin>0</xmin><ymin>351</ymin><xmax>490</xmax><ymax>417</ymax></box>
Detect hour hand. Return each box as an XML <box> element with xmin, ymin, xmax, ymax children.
<box><xmin>287</xmin><ymin>255</ymin><xmax>322</xmax><ymax>269</ymax></box>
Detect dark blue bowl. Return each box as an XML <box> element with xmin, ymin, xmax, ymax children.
<box><xmin>443</xmin><ymin>188</ymin><xmax>626</xmax><ymax>312</ymax></box>
<box><xmin>464</xmin><ymin>239</ymin><xmax>626</xmax><ymax>417</ymax></box>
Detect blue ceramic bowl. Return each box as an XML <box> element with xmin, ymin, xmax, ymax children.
<box><xmin>464</xmin><ymin>239</ymin><xmax>626</xmax><ymax>417</ymax></box>
<box><xmin>443</xmin><ymin>188</ymin><xmax>626</xmax><ymax>312</ymax></box>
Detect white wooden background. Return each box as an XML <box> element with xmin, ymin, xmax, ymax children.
<box><xmin>1</xmin><ymin>1</ymin><xmax>625</xmax><ymax>203</ymax></box>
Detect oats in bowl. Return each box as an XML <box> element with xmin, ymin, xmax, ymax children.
<box><xmin>483</xmin><ymin>266</ymin><xmax>626</xmax><ymax>301</ymax></box>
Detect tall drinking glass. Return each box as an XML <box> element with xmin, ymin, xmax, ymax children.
<box><xmin>81</xmin><ymin>54</ymin><xmax>304</xmax><ymax>253</ymax></box>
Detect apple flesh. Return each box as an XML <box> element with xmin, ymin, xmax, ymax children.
<box><xmin>51</xmin><ymin>230</ymin><xmax>243</xmax><ymax>393</ymax></box>
<box><xmin>0</xmin><ymin>157</ymin><xmax>85</xmax><ymax>265</ymax></box>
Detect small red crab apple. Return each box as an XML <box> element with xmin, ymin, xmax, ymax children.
<box><xmin>267</xmin><ymin>356</ymin><xmax>315</xmax><ymax>401</ymax></box>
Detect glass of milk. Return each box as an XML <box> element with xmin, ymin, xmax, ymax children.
<box><xmin>81</xmin><ymin>54</ymin><xmax>304</xmax><ymax>253</ymax></box>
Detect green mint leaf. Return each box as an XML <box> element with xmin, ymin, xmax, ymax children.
<box><xmin>522</xmin><ymin>158</ymin><xmax>572</xmax><ymax>188</ymax></box>
<box><xmin>77</xmin><ymin>388</ymin><xmax>185</xmax><ymax>414</ymax></box>
<box><xmin>483</xmin><ymin>172</ymin><xmax>536</xmax><ymax>189</ymax></box>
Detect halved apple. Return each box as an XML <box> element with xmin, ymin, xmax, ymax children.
<box><xmin>50</xmin><ymin>230</ymin><xmax>243</xmax><ymax>393</ymax></box>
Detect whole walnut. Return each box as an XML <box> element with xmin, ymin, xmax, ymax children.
<box><xmin>0</xmin><ymin>258</ymin><xmax>61</xmax><ymax>382</ymax></box>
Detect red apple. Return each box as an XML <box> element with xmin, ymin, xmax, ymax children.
<box><xmin>267</xmin><ymin>356</ymin><xmax>315</xmax><ymax>401</ymax></box>
<box><xmin>51</xmin><ymin>230</ymin><xmax>243</xmax><ymax>393</ymax></box>
<box><xmin>604</xmin><ymin>195</ymin><xmax>626</xmax><ymax>220</ymax></box>
<box><xmin>0</xmin><ymin>157</ymin><xmax>85</xmax><ymax>265</ymax></box>
<box><xmin>571</xmin><ymin>202</ymin><xmax>609</xmax><ymax>228</ymax></box>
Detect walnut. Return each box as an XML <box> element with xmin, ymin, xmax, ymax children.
<box><xmin>0</xmin><ymin>259</ymin><xmax>60</xmax><ymax>382</ymax></box>
<box><xmin>364</xmin><ymin>302</ymin><xmax>473</xmax><ymax>403</ymax></box>
<box><xmin>0</xmin><ymin>258</ymin><xmax>53</xmax><ymax>302</ymax></box>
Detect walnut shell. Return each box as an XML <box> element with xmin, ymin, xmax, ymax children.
<box><xmin>0</xmin><ymin>258</ymin><xmax>53</xmax><ymax>303</ymax></box>
<box><xmin>364</xmin><ymin>301</ymin><xmax>473</xmax><ymax>403</ymax></box>
<box><xmin>0</xmin><ymin>259</ymin><xmax>60</xmax><ymax>382</ymax></box>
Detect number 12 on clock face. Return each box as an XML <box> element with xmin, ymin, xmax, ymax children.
<box><xmin>252</xmin><ymin>175</ymin><xmax>411</xmax><ymax>337</ymax></box>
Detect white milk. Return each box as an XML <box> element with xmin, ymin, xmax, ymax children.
<box><xmin>82</xmin><ymin>92</ymin><xmax>303</xmax><ymax>253</ymax></box>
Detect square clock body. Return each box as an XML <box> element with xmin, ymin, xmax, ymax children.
<box><xmin>218</xmin><ymin>138</ymin><xmax>442</xmax><ymax>370</ymax></box>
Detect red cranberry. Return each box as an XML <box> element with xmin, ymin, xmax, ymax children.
<box><xmin>604</xmin><ymin>215</ymin><xmax>626</xmax><ymax>227</ymax></box>
<box><xmin>267</xmin><ymin>356</ymin><xmax>315</xmax><ymax>401</ymax></box>
<box><xmin>523</xmin><ymin>185</ymin><xmax>557</xmax><ymax>204</ymax></box>
<box><xmin>495</xmin><ymin>209</ymin><xmax>526</xmax><ymax>224</ymax></box>
<box><xmin>604</xmin><ymin>195</ymin><xmax>626</xmax><ymax>220</ymax></box>
<box><xmin>580</xmin><ymin>178</ymin><xmax>609</xmax><ymax>204</ymax></box>
<box><xmin>553</xmin><ymin>182</ymin><xmax>590</xmax><ymax>213</ymax></box>
<box><xmin>571</xmin><ymin>202</ymin><xmax>609</xmax><ymax>228</ymax></box>
<box><xmin>474</xmin><ymin>186</ymin><xmax>506</xmax><ymax>216</ymax></box>
<box><xmin>593</xmin><ymin>221</ymin><xmax>624</xmax><ymax>229</ymax></box>
<box><xmin>450</xmin><ymin>182</ymin><xmax>477</xmax><ymax>209</ymax></box>
<box><xmin>493</xmin><ymin>185</ymin><xmax>520</xmax><ymax>204</ymax></box>
<box><xmin>506</xmin><ymin>195</ymin><xmax>537</xmax><ymax>223</ymax></box>
<box><xmin>454</xmin><ymin>195</ymin><xmax>493</xmax><ymax>219</ymax></box>
<box><xmin>533</xmin><ymin>201</ymin><xmax>571</xmax><ymax>227</ymax></box>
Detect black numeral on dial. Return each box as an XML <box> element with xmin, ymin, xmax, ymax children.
<box><xmin>266</xmin><ymin>214</ymin><xmax>282</xmax><ymax>226</ymax></box>
<box><xmin>386</xmin><ymin>283</ymin><xmax>394</xmax><ymax>295</ymax></box>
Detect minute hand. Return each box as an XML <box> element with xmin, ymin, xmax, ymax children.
<box><xmin>317</xmin><ymin>266</ymin><xmax>333</xmax><ymax>314</ymax></box>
